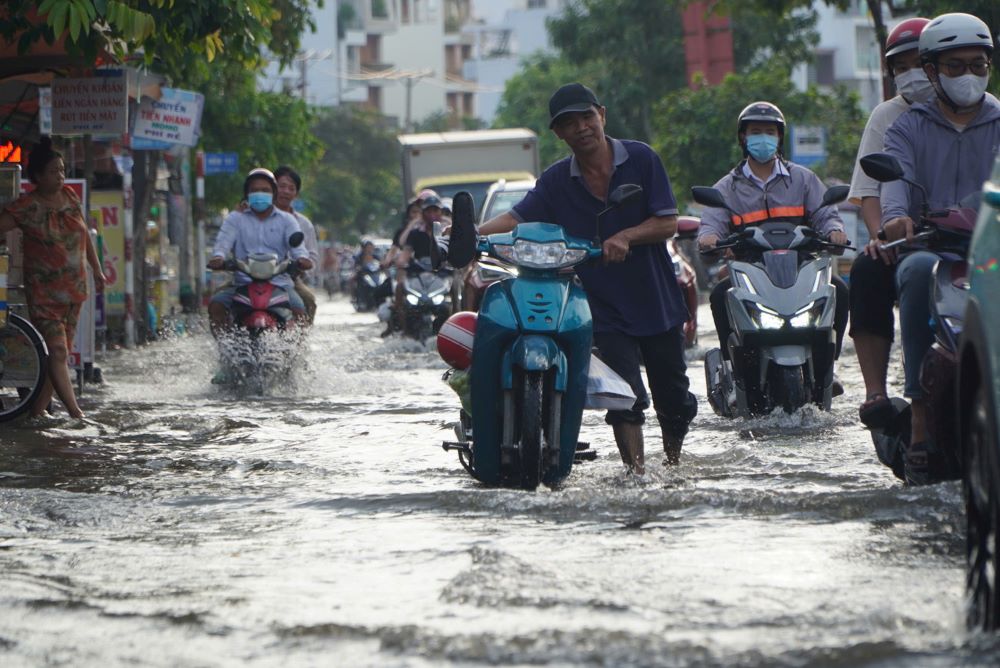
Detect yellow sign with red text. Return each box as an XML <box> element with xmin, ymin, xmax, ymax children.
<box><xmin>90</xmin><ymin>191</ymin><xmax>125</xmax><ymax>317</ymax></box>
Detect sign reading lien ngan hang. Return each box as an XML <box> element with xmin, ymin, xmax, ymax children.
<box><xmin>51</xmin><ymin>70</ymin><xmax>128</xmax><ymax>136</ymax></box>
<box><xmin>132</xmin><ymin>88</ymin><xmax>204</xmax><ymax>147</ymax></box>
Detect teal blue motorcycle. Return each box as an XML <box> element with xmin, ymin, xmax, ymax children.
<box><xmin>443</xmin><ymin>185</ymin><xmax>643</xmax><ymax>489</ymax></box>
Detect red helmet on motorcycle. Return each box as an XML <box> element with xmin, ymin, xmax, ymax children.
<box><xmin>437</xmin><ymin>311</ymin><xmax>477</xmax><ymax>370</ymax></box>
<box><xmin>886</xmin><ymin>18</ymin><xmax>931</xmax><ymax>59</ymax></box>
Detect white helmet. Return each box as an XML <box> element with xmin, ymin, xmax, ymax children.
<box><xmin>918</xmin><ymin>13</ymin><xmax>994</xmax><ymax>60</ymax></box>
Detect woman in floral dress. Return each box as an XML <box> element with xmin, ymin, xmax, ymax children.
<box><xmin>0</xmin><ymin>137</ymin><xmax>106</xmax><ymax>419</ymax></box>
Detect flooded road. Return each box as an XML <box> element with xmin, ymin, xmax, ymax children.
<box><xmin>2</xmin><ymin>296</ymin><xmax>998</xmax><ymax>666</ymax></box>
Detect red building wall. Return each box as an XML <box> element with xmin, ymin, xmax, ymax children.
<box><xmin>682</xmin><ymin>1</ymin><xmax>734</xmax><ymax>88</ymax></box>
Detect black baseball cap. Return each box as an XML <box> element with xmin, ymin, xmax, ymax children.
<box><xmin>548</xmin><ymin>83</ymin><xmax>600</xmax><ymax>128</ymax></box>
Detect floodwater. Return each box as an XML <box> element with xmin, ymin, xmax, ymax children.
<box><xmin>2</xmin><ymin>296</ymin><xmax>999</xmax><ymax>667</ymax></box>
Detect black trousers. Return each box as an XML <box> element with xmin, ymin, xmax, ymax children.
<box><xmin>593</xmin><ymin>326</ymin><xmax>697</xmax><ymax>438</ymax></box>
<box><xmin>848</xmin><ymin>253</ymin><xmax>896</xmax><ymax>343</ymax></box>
<box><xmin>709</xmin><ymin>275</ymin><xmax>849</xmax><ymax>359</ymax></box>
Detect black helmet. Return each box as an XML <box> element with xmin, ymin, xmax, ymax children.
<box><xmin>737</xmin><ymin>101</ymin><xmax>786</xmax><ymax>137</ymax></box>
<box><xmin>243</xmin><ymin>167</ymin><xmax>278</xmax><ymax>197</ymax></box>
<box><xmin>421</xmin><ymin>195</ymin><xmax>443</xmax><ymax>210</ymax></box>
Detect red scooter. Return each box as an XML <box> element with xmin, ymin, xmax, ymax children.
<box><xmin>215</xmin><ymin>232</ymin><xmax>306</xmax><ymax>393</ymax></box>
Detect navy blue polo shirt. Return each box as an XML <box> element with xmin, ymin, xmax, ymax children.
<box><xmin>511</xmin><ymin>138</ymin><xmax>687</xmax><ymax>336</ymax></box>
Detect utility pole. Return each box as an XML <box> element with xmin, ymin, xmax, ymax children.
<box><xmin>194</xmin><ymin>150</ymin><xmax>206</xmax><ymax>311</ymax></box>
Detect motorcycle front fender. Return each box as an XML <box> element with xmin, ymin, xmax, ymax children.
<box><xmin>501</xmin><ymin>335</ymin><xmax>568</xmax><ymax>392</ymax></box>
<box><xmin>762</xmin><ymin>344</ymin><xmax>809</xmax><ymax>367</ymax></box>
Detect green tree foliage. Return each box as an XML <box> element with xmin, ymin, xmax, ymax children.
<box><xmin>306</xmin><ymin>107</ymin><xmax>401</xmax><ymax>240</ymax></box>
<box><xmin>492</xmin><ymin>53</ymin><xmax>604</xmax><ymax>169</ymax></box>
<box><xmin>546</xmin><ymin>0</ymin><xmax>687</xmax><ymax>142</ymax></box>
<box><xmin>1</xmin><ymin>0</ymin><xmax>318</xmax><ymax>75</ymax></box>
<box><xmin>197</xmin><ymin>63</ymin><xmax>322</xmax><ymax>215</ymax></box>
<box><xmin>652</xmin><ymin>67</ymin><xmax>866</xmax><ymax>210</ymax></box>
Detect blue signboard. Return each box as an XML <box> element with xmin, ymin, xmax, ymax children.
<box><xmin>131</xmin><ymin>136</ymin><xmax>172</xmax><ymax>150</ymax></box>
<box><xmin>789</xmin><ymin>125</ymin><xmax>827</xmax><ymax>167</ymax></box>
<box><xmin>204</xmin><ymin>152</ymin><xmax>239</xmax><ymax>175</ymax></box>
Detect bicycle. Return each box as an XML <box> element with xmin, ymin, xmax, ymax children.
<box><xmin>0</xmin><ymin>253</ymin><xmax>49</xmax><ymax>422</ymax></box>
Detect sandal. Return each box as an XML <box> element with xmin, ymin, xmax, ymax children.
<box><xmin>859</xmin><ymin>393</ymin><xmax>895</xmax><ymax>430</ymax></box>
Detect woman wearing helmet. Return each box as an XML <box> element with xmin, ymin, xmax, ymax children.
<box><xmin>698</xmin><ymin>102</ymin><xmax>850</xmax><ymax>385</ymax></box>
<box><xmin>878</xmin><ymin>12</ymin><xmax>999</xmax><ymax>484</ymax></box>
<box><xmin>847</xmin><ymin>17</ymin><xmax>931</xmax><ymax>430</ymax></box>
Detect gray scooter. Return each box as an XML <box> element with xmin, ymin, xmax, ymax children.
<box><xmin>693</xmin><ymin>185</ymin><xmax>851</xmax><ymax>417</ymax></box>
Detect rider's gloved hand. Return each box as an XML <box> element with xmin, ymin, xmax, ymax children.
<box><xmin>698</xmin><ymin>234</ymin><xmax>719</xmax><ymax>252</ymax></box>
<box><xmin>208</xmin><ymin>256</ymin><xmax>225</xmax><ymax>270</ymax></box>
<box><xmin>296</xmin><ymin>258</ymin><xmax>314</xmax><ymax>271</ymax></box>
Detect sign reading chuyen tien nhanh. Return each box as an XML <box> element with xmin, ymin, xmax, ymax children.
<box><xmin>132</xmin><ymin>88</ymin><xmax>205</xmax><ymax>147</ymax></box>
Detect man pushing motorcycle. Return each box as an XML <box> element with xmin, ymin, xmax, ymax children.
<box><xmin>697</xmin><ymin>101</ymin><xmax>850</xmax><ymax>391</ymax></box>
<box><xmin>208</xmin><ymin>168</ymin><xmax>313</xmax><ymax>336</ymax></box>
<box><xmin>478</xmin><ymin>82</ymin><xmax>697</xmax><ymax>473</ymax></box>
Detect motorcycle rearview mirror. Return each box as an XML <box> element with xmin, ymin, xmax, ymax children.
<box><xmin>860</xmin><ymin>152</ymin><xmax>929</xmax><ymax>213</ymax></box>
<box><xmin>859</xmin><ymin>153</ymin><xmax>904</xmax><ymax>183</ymax></box>
<box><xmin>288</xmin><ymin>231</ymin><xmax>304</xmax><ymax>248</ymax></box>
<box><xmin>595</xmin><ymin>184</ymin><xmax>644</xmax><ymax>245</ymax></box>
<box><xmin>821</xmin><ymin>184</ymin><xmax>850</xmax><ymax>208</ymax></box>
<box><xmin>447</xmin><ymin>190</ymin><xmax>478</xmax><ymax>269</ymax></box>
<box><xmin>690</xmin><ymin>186</ymin><xmax>728</xmax><ymax>210</ymax></box>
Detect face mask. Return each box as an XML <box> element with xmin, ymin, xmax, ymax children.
<box><xmin>745</xmin><ymin>134</ymin><xmax>779</xmax><ymax>163</ymax></box>
<box><xmin>248</xmin><ymin>191</ymin><xmax>273</xmax><ymax>212</ymax></box>
<box><xmin>938</xmin><ymin>73</ymin><xmax>989</xmax><ymax>108</ymax></box>
<box><xmin>895</xmin><ymin>68</ymin><xmax>936</xmax><ymax>104</ymax></box>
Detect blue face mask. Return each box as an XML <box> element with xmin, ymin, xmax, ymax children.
<box><xmin>745</xmin><ymin>134</ymin><xmax>779</xmax><ymax>163</ymax></box>
<box><xmin>248</xmin><ymin>191</ymin><xmax>273</xmax><ymax>212</ymax></box>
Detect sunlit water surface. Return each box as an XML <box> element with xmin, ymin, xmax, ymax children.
<box><xmin>2</xmin><ymin>297</ymin><xmax>998</xmax><ymax>666</ymax></box>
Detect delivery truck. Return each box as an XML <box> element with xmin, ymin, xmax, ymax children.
<box><xmin>398</xmin><ymin>128</ymin><xmax>539</xmax><ymax>213</ymax></box>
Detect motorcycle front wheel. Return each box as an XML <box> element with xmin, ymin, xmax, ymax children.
<box><xmin>770</xmin><ymin>364</ymin><xmax>807</xmax><ymax>414</ymax></box>
<box><xmin>518</xmin><ymin>371</ymin><xmax>546</xmax><ymax>490</ymax></box>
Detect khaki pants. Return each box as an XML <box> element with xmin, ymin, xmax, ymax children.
<box><xmin>295</xmin><ymin>277</ymin><xmax>317</xmax><ymax>323</ymax></box>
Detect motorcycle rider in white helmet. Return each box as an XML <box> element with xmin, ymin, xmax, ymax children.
<box><xmin>879</xmin><ymin>12</ymin><xmax>1000</xmax><ymax>485</ymax></box>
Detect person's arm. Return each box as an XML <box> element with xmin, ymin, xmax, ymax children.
<box><xmin>478</xmin><ymin>211</ymin><xmax>518</xmax><ymax>235</ymax></box>
<box><xmin>805</xmin><ymin>170</ymin><xmax>845</xmax><ymax>241</ymax></box>
<box><xmin>603</xmin><ymin>214</ymin><xmax>676</xmax><ymax>263</ymax></box>
<box><xmin>84</xmin><ymin>228</ymin><xmax>106</xmax><ymax>291</ymax></box>
<box><xmin>880</xmin><ymin>116</ymin><xmax>917</xmax><ymax>242</ymax></box>
<box><xmin>209</xmin><ymin>214</ymin><xmax>238</xmax><ymax>269</ymax></box>
<box><xmin>286</xmin><ymin>217</ymin><xmax>311</xmax><ymax>268</ymax></box>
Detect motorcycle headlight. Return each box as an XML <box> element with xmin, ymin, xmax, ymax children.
<box><xmin>746</xmin><ymin>302</ymin><xmax>784</xmax><ymax>330</ymax></box>
<box><xmin>431</xmin><ymin>294</ymin><xmax>445</xmax><ymax>305</ymax></box>
<box><xmin>788</xmin><ymin>299</ymin><xmax>826</xmax><ymax>329</ymax></box>
<box><xmin>405</xmin><ymin>294</ymin><xmax>419</xmax><ymax>306</ymax></box>
<box><xmin>496</xmin><ymin>240</ymin><xmax>588</xmax><ymax>269</ymax></box>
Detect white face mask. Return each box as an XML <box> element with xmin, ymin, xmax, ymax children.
<box><xmin>939</xmin><ymin>73</ymin><xmax>989</xmax><ymax>108</ymax></box>
<box><xmin>895</xmin><ymin>68</ymin><xmax>936</xmax><ymax>104</ymax></box>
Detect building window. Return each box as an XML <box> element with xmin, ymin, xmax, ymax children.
<box><xmin>371</xmin><ymin>0</ymin><xmax>389</xmax><ymax>19</ymax></box>
<box><xmin>855</xmin><ymin>25</ymin><xmax>879</xmax><ymax>73</ymax></box>
<box><xmin>810</xmin><ymin>50</ymin><xmax>835</xmax><ymax>86</ymax></box>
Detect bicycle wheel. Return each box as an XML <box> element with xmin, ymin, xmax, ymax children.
<box><xmin>0</xmin><ymin>313</ymin><xmax>49</xmax><ymax>422</ymax></box>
